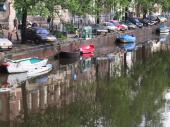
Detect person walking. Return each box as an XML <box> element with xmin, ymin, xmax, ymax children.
<box><xmin>47</xmin><ymin>16</ymin><xmax>51</xmax><ymax>30</ymax></box>
<box><xmin>9</xmin><ymin>18</ymin><xmax>19</xmax><ymax>41</ymax></box>
<box><xmin>13</xmin><ymin>18</ymin><xmax>19</xmax><ymax>41</ymax></box>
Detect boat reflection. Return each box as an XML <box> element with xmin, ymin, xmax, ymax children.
<box><xmin>160</xmin><ymin>33</ymin><xmax>169</xmax><ymax>42</ymax></box>
<box><xmin>162</xmin><ymin>90</ymin><xmax>170</xmax><ymax>127</ymax></box>
<box><xmin>59</xmin><ymin>57</ymin><xmax>79</xmax><ymax>65</ymax></box>
<box><xmin>81</xmin><ymin>53</ymin><xmax>94</xmax><ymax>58</ymax></box>
<box><xmin>125</xmin><ymin>51</ymin><xmax>134</xmax><ymax>70</ymax></box>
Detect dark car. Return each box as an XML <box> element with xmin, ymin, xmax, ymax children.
<box><xmin>91</xmin><ymin>24</ymin><xmax>108</xmax><ymax>35</ymax></box>
<box><xmin>146</xmin><ymin>15</ymin><xmax>159</xmax><ymax>25</ymax></box>
<box><xmin>139</xmin><ymin>18</ymin><xmax>155</xmax><ymax>26</ymax></box>
<box><xmin>128</xmin><ymin>18</ymin><xmax>143</xmax><ymax>28</ymax></box>
<box><xmin>25</xmin><ymin>27</ymin><xmax>57</xmax><ymax>44</ymax></box>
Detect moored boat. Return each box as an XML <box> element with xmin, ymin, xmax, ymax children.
<box><xmin>118</xmin><ymin>42</ymin><xmax>136</xmax><ymax>51</ymax></box>
<box><xmin>7</xmin><ymin>72</ymin><xmax>28</xmax><ymax>86</ymax></box>
<box><xmin>2</xmin><ymin>57</ymin><xmax>48</xmax><ymax>73</ymax></box>
<box><xmin>27</xmin><ymin>64</ymin><xmax>52</xmax><ymax>78</ymax></box>
<box><xmin>0</xmin><ymin>87</ymin><xmax>11</xmax><ymax>93</ymax></box>
<box><xmin>58</xmin><ymin>51</ymin><xmax>80</xmax><ymax>59</ymax></box>
<box><xmin>159</xmin><ymin>24</ymin><xmax>169</xmax><ymax>33</ymax></box>
<box><xmin>116</xmin><ymin>34</ymin><xmax>136</xmax><ymax>43</ymax></box>
<box><xmin>80</xmin><ymin>44</ymin><xmax>95</xmax><ymax>54</ymax></box>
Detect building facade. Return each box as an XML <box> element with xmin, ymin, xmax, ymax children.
<box><xmin>0</xmin><ymin>0</ymin><xmax>16</xmax><ymax>30</ymax></box>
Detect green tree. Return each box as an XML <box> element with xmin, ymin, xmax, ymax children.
<box><xmin>28</xmin><ymin>1</ymin><xmax>50</xmax><ymax>17</ymax></box>
<box><xmin>14</xmin><ymin>0</ymin><xmax>37</xmax><ymax>43</ymax></box>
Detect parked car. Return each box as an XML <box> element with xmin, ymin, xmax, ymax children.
<box><xmin>102</xmin><ymin>22</ymin><xmax>118</xmax><ymax>32</ymax></box>
<box><xmin>128</xmin><ymin>18</ymin><xmax>143</xmax><ymax>28</ymax></box>
<box><xmin>139</xmin><ymin>18</ymin><xmax>155</xmax><ymax>26</ymax></box>
<box><xmin>120</xmin><ymin>20</ymin><xmax>136</xmax><ymax>30</ymax></box>
<box><xmin>109</xmin><ymin>20</ymin><xmax>128</xmax><ymax>31</ymax></box>
<box><xmin>0</xmin><ymin>38</ymin><xmax>13</xmax><ymax>50</ymax></box>
<box><xmin>146</xmin><ymin>15</ymin><xmax>159</xmax><ymax>25</ymax></box>
<box><xmin>25</xmin><ymin>27</ymin><xmax>57</xmax><ymax>44</ymax></box>
<box><xmin>91</xmin><ymin>24</ymin><xmax>108</xmax><ymax>35</ymax></box>
<box><xmin>157</xmin><ymin>15</ymin><xmax>167</xmax><ymax>23</ymax></box>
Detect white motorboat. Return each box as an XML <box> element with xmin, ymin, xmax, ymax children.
<box><xmin>7</xmin><ymin>72</ymin><xmax>28</xmax><ymax>86</ymax></box>
<box><xmin>5</xmin><ymin>64</ymin><xmax>52</xmax><ymax>87</ymax></box>
<box><xmin>0</xmin><ymin>88</ymin><xmax>11</xmax><ymax>93</ymax></box>
<box><xmin>2</xmin><ymin>57</ymin><xmax>48</xmax><ymax>73</ymax></box>
<box><xmin>27</xmin><ymin>64</ymin><xmax>53</xmax><ymax>78</ymax></box>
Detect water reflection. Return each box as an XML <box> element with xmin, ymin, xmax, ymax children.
<box><xmin>1</xmin><ymin>34</ymin><xmax>170</xmax><ymax>127</ymax></box>
<box><xmin>160</xmin><ymin>33</ymin><xmax>169</xmax><ymax>42</ymax></box>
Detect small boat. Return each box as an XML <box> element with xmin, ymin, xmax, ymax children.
<box><xmin>118</xmin><ymin>42</ymin><xmax>136</xmax><ymax>51</ymax></box>
<box><xmin>159</xmin><ymin>24</ymin><xmax>169</xmax><ymax>33</ymax></box>
<box><xmin>80</xmin><ymin>44</ymin><xmax>95</xmax><ymax>54</ymax></box>
<box><xmin>0</xmin><ymin>87</ymin><xmax>11</xmax><ymax>93</ymax></box>
<box><xmin>2</xmin><ymin>57</ymin><xmax>48</xmax><ymax>73</ymax></box>
<box><xmin>116</xmin><ymin>34</ymin><xmax>136</xmax><ymax>43</ymax></box>
<box><xmin>58</xmin><ymin>51</ymin><xmax>80</xmax><ymax>59</ymax></box>
<box><xmin>7</xmin><ymin>72</ymin><xmax>28</xmax><ymax>86</ymax></box>
<box><xmin>27</xmin><ymin>64</ymin><xmax>52</xmax><ymax>78</ymax></box>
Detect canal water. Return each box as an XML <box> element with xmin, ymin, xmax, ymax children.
<box><xmin>1</xmin><ymin>33</ymin><xmax>170</xmax><ymax>127</ymax></box>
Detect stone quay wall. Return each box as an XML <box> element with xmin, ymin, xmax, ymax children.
<box><xmin>2</xmin><ymin>20</ymin><xmax>170</xmax><ymax>60</ymax></box>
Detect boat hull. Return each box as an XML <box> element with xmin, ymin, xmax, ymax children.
<box><xmin>160</xmin><ymin>29</ymin><xmax>169</xmax><ymax>33</ymax></box>
<box><xmin>116</xmin><ymin>35</ymin><xmax>136</xmax><ymax>43</ymax></box>
<box><xmin>58</xmin><ymin>51</ymin><xmax>80</xmax><ymax>59</ymax></box>
<box><xmin>159</xmin><ymin>25</ymin><xmax>170</xmax><ymax>33</ymax></box>
<box><xmin>5</xmin><ymin>57</ymin><xmax>48</xmax><ymax>73</ymax></box>
<box><xmin>118</xmin><ymin>43</ymin><xmax>136</xmax><ymax>51</ymax></box>
<box><xmin>27</xmin><ymin>64</ymin><xmax>52</xmax><ymax>78</ymax></box>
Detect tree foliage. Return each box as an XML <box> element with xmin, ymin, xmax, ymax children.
<box><xmin>13</xmin><ymin>0</ymin><xmax>170</xmax><ymax>42</ymax></box>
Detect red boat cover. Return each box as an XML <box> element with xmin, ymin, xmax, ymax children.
<box><xmin>80</xmin><ymin>44</ymin><xmax>95</xmax><ymax>54</ymax></box>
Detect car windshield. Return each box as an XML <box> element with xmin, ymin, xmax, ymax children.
<box><xmin>158</xmin><ymin>15</ymin><xmax>165</xmax><ymax>18</ymax></box>
<box><xmin>111</xmin><ymin>21</ymin><xmax>119</xmax><ymax>26</ymax></box>
<box><xmin>36</xmin><ymin>29</ymin><xmax>49</xmax><ymax>34</ymax></box>
<box><xmin>127</xmin><ymin>21</ymin><xmax>133</xmax><ymax>25</ymax></box>
<box><xmin>134</xmin><ymin>19</ymin><xmax>140</xmax><ymax>23</ymax></box>
<box><xmin>147</xmin><ymin>16</ymin><xmax>157</xmax><ymax>20</ymax></box>
<box><xmin>107</xmin><ymin>22</ymin><xmax>115</xmax><ymax>26</ymax></box>
<box><xmin>99</xmin><ymin>25</ymin><xmax>106</xmax><ymax>29</ymax></box>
